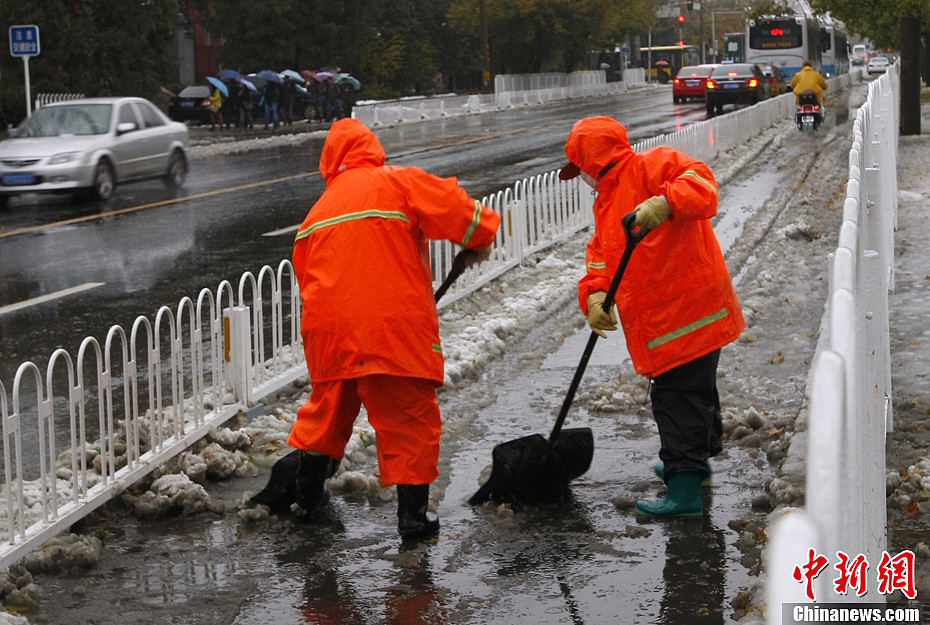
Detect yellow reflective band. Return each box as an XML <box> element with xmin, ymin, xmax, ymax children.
<box><xmin>587</xmin><ymin>261</ymin><xmax>606</xmax><ymax>269</ymax></box>
<box><xmin>677</xmin><ymin>170</ymin><xmax>718</xmax><ymax>196</ymax></box>
<box><xmin>432</xmin><ymin>343</ymin><xmax>443</xmax><ymax>354</ymax></box>
<box><xmin>460</xmin><ymin>200</ymin><xmax>483</xmax><ymax>246</ymax></box>
<box><xmin>295</xmin><ymin>209</ymin><xmax>410</xmax><ymax>241</ymax></box>
<box><xmin>646</xmin><ymin>308</ymin><xmax>728</xmax><ymax>350</ymax></box>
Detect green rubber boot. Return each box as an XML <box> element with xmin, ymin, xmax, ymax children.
<box><xmin>653</xmin><ymin>461</ymin><xmax>712</xmax><ymax>486</ymax></box>
<box><xmin>635</xmin><ymin>472</ymin><xmax>703</xmax><ymax>516</ymax></box>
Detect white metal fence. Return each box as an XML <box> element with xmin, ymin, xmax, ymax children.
<box><xmin>1</xmin><ymin>70</ymin><xmax>879</xmax><ymax>576</ymax></box>
<box><xmin>353</xmin><ymin>69</ymin><xmax>646</xmax><ymax>127</ymax></box>
<box><xmin>765</xmin><ymin>66</ymin><xmax>899</xmax><ymax>614</ymax></box>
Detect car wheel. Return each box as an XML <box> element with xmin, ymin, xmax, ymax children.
<box><xmin>706</xmin><ymin>101</ymin><xmax>714</xmax><ymax>116</ymax></box>
<box><xmin>673</xmin><ymin>96</ymin><xmax>680</xmax><ymax>104</ymax></box>
<box><xmin>90</xmin><ymin>159</ymin><xmax>115</xmax><ymax>200</ymax></box>
<box><xmin>163</xmin><ymin>150</ymin><xmax>187</xmax><ymax>188</ymax></box>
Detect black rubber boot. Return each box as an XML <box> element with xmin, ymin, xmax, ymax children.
<box><xmin>396</xmin><ymin>484</ymin><xmax>440</xmax><ymax>539</ymax></box>
<box><xmin>294</xmin><ymin>451</ymin><xmax>337</xmax><ymax>521</ymax></box>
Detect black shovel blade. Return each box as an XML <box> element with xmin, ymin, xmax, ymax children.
<box><xmin>468</xmin><ymin>427</ymin><xmax>594</xmax><ymax>506</ymax></box>
<box><xmin>249</xmin><ymin>449</ymin><xmax>299</xmax><ymax>510</ymax></box>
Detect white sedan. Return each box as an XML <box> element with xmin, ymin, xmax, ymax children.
<box><xmin>866</xmin><ymin>56</ymin><xmax>890</xmax><ymax>75</ymax></box>
<box><xmin>0</xmin><ymin>97</ymin><xmax>189</xmax><ymax>208</ymax></box>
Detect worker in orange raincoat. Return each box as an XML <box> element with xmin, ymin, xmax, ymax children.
<box><xmin>560</xmin><ymin>116</ymin><xmax>744</xmax><ymax>517</ymax></box>
<box><xmin>288</xmin><ymin>118</ymin><xmax>500</xmax><ymax>538</ymax></box>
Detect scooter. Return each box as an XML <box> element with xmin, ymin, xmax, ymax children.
<box><xmin>795</xmin><ymin>89</ymin><xmax>824</xmax><ymax>132</ymax></box>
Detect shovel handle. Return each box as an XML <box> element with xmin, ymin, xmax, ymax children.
<box><xmin>434</xmin><ymin>249</ymin><xmax>478</xmax><ymax>302</ymax></box>
<box><xmin>549</xmin><ymin>211</ymin><xmax>649</xmax><ymax>444</ymax></box>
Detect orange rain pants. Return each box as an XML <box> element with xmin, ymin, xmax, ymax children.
<box><xmin>286</xmin><ymin>374</ymin><xmax>441</xmax><ymax>486</ymax></box>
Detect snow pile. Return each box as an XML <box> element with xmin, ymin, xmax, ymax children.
<box><xmin>0</xmin><ymin>534</ymin><xmax>101</xmax><ymax>612</ymax></box>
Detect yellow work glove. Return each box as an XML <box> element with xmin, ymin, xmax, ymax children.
<box><xmin>634</xmin><ymin>195</ymin><xmax>671</xmax><ymax>229</ymax></box>
<box><xmin>586</xmin><ymin>292</ymin><xmax>617</xmax><ymax>339</ymax></box>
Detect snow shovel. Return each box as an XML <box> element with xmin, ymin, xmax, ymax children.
<box><xmin>249</xmin><ymin>247</ymin><xmax>478</xmax><ymax>510</ymax></box>
<box><xmin>468</xmin><ymin>212</ymin><xmax>649</xmax><ymax>506</ymax></box>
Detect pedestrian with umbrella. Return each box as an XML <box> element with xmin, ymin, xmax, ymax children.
<box><xmin>206</xmin><ymin>76</ymin><xmax>227</xmax><ymax>131</ymax></box>
<box><xmin>284</xmin><ymin>118</ymin><xmax>500</xmax><ymax>539</ymax></box>
<box><xmin>559</xmin><ymin>116</ymin><xmax>744</xmax><ymax>516</ymax></box>
<box><xmin>262</xmin><ymin>76</ymin><xmax>280</xmax><ymax>129</ymax></box>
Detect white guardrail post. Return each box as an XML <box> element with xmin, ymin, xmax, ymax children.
<box><xmin>223</xmin><ymin>306</ymin><xmax>252</xmax><ymax>405</ymax></box>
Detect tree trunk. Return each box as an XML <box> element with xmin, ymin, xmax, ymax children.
<box><xmin>899</xmin><ymin>15</ymin><xmax>921</xmax><ymax>136</ymax></box>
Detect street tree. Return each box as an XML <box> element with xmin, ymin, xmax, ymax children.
<box><xmin>810</xmin><ymin>0</ymin><xmax>930</xmax><ymax>134</ymax></box>
<box><xmin>447</xmin><ymin>0</ymin><xmax>657</xmax><ymax>75</ymax></box>
<box><xmin>0</xmin><ymin>0</ymin><xmax>182</xmax><ymax>124</ymax></box>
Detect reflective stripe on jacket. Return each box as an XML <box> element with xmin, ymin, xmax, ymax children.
<box><xmin>565</xmin><ymin>116</ymin><xmax>744</xmax><ymax>377</ymax></box>
<box><xmin>294</xmin><ymin>118</ymin><xmax>500</xmax><ymax>384</ymax></box>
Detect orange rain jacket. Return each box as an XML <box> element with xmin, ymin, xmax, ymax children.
<box><xmin>293</xmin><ymin>118</ymin><xmax>500</xmax><ymax>385</ymax></box>
<box><xmin>565</xmin><ymin>116</ymin><xmax>744</xmax><ymax>377</ymax></box>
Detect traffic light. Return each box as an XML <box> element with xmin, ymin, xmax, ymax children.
<box><xmin>677</xmin><ymin>14</ymin><xmax>685</xmax><ymax>23</ymax></box>
<box><xmin>687</xmin><ymin>0</ymin><xmax>693</xmax><ymax>10</ymax></box>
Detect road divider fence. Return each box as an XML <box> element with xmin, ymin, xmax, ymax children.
<box><xmin>765</xmin><ymin>65</ymin><xmax>898</xmax><ymax>612</ymax></box>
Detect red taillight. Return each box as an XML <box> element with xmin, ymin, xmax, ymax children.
<box><xmin>202</xmin><ymin>98</ymin><xmax>211</xmax><ymax>106</ymax></box>
<box><xmin>674</xmin><ymin>78</ymin><xmax>681</xmax><ymax>85</ymax></box>
<box><xmin>706</xmin><ymin>79</ymin><xmax>716</xmax><ymax>90</ymax></box>
<box><xmin>747</xmin><ymin>78</ymin><xmax>758</xmax><ymax>88</ymax></box>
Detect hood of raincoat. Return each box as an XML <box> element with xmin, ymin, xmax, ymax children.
<box><xmin>319</xmin><ymin>118</ymin><xmax>386</xmax><ymax>183</ymax></box>
<box><xmin>561</xmin><ymin>116</ymin><xmax>635</xmax><ymax>181</ymax></box>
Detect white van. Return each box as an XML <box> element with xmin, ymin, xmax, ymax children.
<box><xmin>851</xmin><ymin>44</ymin><xmax>868</xmax><ymax>66</ymax></box>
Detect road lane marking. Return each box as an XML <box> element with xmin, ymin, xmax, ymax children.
<box><xmin>0</xmin><ymin>282</ymin><xmax>106</xmax><ymax>316</ymax></box>
<box><xmin>0</xmin><ymin>172</ymin><xmax>314</xmax><ymax>241</ymax></box>
<box><xmin>262</xmin><ymin>224</ymin><xmax>300</xmax><ymax>237</ymax></box>
<box><xmin>2</xmin><ymin>99</ymin><xmax>662</xmax><ymax>242</ymax></box>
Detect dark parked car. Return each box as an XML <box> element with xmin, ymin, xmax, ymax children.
<box><xmin>756</xmin><ymin>63</ymin><xmax>789</xmax><ymax>97</ymax></box>
<box><xmin>704</xmin><ymin>63</ymin><xmax>769</xmax><ymax>116</ymax></box>
<box><xmin>168</xmin><ymin>85</ymin><xmax>212</xmax><ymax>124</ymax></box>
<box><xmin>672</xmin><ymin>64</ymin><xmax>717</xmax><ymax>103</ymax></box>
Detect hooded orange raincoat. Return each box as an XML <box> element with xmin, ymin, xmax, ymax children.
<box><xmin>565</xmin><ymin>116</ymin><xmax>744</xmax><ymax>377</ymax></box>
<box><xmin>293</xmin><ymin>118</ymin><xmax>500</xmax><ymax>385</ymax></box>
<box><xmin>288</xmin><ymin>119</ymin><xmax>500</xmax><ymax>484</ymax></box>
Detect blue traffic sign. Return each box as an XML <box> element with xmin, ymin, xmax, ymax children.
<box><xmin>9</xmin><ymin>25</ymin><xmax>40</xmax><ymax>57</ymax></box>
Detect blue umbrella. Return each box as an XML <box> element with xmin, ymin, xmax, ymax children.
<box><xmin>206</xmin><ymin>76</ymin><xmax>229</xmax><ymax>97</ymax></box>
<box><xmin>217</xmin><ymin>69</ymin><xmax>241</xmax><ymax>81</ymax></box>
<box><xmin>240</xmin><ymin>78</ymin><xmax>258</xmax><ymax>92</ymax></box>
<box><xmin>336</xmin><ymin>73</ymin><xmax>361</xmax><ymax>90</ymax></box>
<box><xmin>256</xmin><ymin>69</ymin><xmax>283</xmax><ymax>83</ymax></box>
<box><xmin>280</xmin><ymin>69</ymin><xmax>305</xmax><ymax>84</ymax></box>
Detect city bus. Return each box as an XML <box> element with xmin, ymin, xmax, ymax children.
<box><xmin>746</xmin><ymin>15</ymin><xmax>822</xmax><ymax>81</ymax></box>
<box><xmin>819</xmin><ymin>16</ymin><xmax>849</xmax><ymax>76</ymax></box>
<box><xmin>639</xmin><ymin>45</ymin><xmax>699</xmax><ymax>83</ymax></box>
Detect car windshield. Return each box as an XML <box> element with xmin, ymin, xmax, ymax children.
<box><xmin>11</xmin><ymin>103</ymin><xmax>112</xmax><ymax>138</ymax></box>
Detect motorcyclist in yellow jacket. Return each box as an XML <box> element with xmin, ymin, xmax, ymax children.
<box><xmin>791</xmin><ymin>60</ymin><xmax>828</xmax><ymax>102</ymax></box>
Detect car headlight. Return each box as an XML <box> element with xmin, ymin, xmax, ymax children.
<box><xmin>48</xmin><ymin>152</ymin><xmax>83</xmax><ymax>165</ymax></box>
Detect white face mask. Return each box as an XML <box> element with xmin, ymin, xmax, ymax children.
<box><xmin>580</xmin><ymin>171</ymin><xmax>598</xmax><ymax>190</ymax></box>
